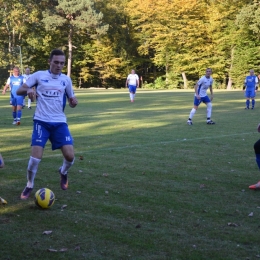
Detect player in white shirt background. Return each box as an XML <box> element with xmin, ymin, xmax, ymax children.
<box><xmin>126</xmin><ymin>69</ymin><xmax>139</xmax><ymax>102</ymax></box>
<box><xmin>187</xmin><ymin>68</ymin><xmax>215</xmax><ymax>125</ymax></box>
<box><xmin>16</xmin><ymin>49</ymin><xmax>78</xmax><ymax>200</ymax></box>
<box><xmin>23</xmin><ymin>67</ymin><xmax>32</xmax><ymax>109</ymax></box>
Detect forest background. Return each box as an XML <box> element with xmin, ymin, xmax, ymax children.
<box><xmin>0</xmin><ymin>0</ymin><xmax>259</xmax><ymax>90</ymax></box>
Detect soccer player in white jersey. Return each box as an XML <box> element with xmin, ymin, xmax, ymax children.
<box><xmin>187</xmin><ymin>68</ymin><xmax>215</xmax><ymax>125</ymax></box>
<box><xmin>22</xmin><ymin>67</ymin><xmax>32</xmax><ymax>109</ymax></box>
<box><xmin>126</xmin><ymin>69</ymin><xmax>139</xmax><ymax>102</ymax></box>
<box><xmin>16</xmin><ymin>49</ymin><xmax>78</xmax><ymax>200</ymax></box>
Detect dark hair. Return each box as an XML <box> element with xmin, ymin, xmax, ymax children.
<box><xmin>49</xmin><ymin>49</ymin><xmax>65</xmax><ymax>60</ymax></box>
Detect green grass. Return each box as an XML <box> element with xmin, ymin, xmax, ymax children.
<box><xmin>1</xmin><ymin>89</ymin><xmax>260</xmax><ymax>260</ymax></box>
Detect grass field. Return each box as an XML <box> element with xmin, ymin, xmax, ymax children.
<box><xmin>1</xmin><ymin>89</ymin><xmax>260</xmax><ymax>260</ymax></box>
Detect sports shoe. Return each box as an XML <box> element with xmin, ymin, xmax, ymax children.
<box><xmin>187</xmin><ymin>120</ymin><xmax>193</xmax><ymax>125</ymax></box>
<box><xmin>22</xmin><ymin>105</ymin><xmax>25</xmax><ymax>109</ymax></box>
<box><xmin>251</xmin><ymin>107</ymin><xmax>254</xmax><ymax>110</ymax></box>
<box><xmin>207</xmin><ymin>120</ymin><xmax>215</xmax><ymax>125</ymax></box>
<box><xmin>20</xmin><ymin>187</ymin><xmax>33</xmax><ymax>200</ymax></box>
<box><xmin>245</xmin><ymin>107</ymin><xmax>249</xmax><ymax>109</ymax></box>
<box><xmin>12</xmin><ymin>120</ymin><xmax>17</xmax><ymax>125</ymax></box>
<box><xmin>249</xmin><ymin>181</ymin><xmax>260</xmax><ymax>190</ymax></box>
<box><xmin>16</xmin><ymin>121</ymin><xmax>20</xmax><ymax>125</ymax></box>
<box><xmin>28</xmin><ymin>107</ymin><xmax>32</xmax><ymax>109</ymax></box>
<box><xmin>59</xmin><ymin>167</ymin><xmax>68</xmax><ymax>190</ymax></box>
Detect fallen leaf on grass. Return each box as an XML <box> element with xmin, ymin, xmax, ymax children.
<box><xmin>102</xmin><ymin>173</ymin><xmax>109</xmax><ymax>177</ymax></box>
<box><xmin>0</xmin><ymin>197</ymin><xmax>7</xmax><ymax>204</ymax></box>
<box><xmin>76</xmin><ymin>191</ymin><xmax>81</xmax><ymax>194</ymax></box>
<box><xmin>59</xmin><ymin>248</ymin><xmax>68</xmax><ymax>252</ymax></box>
<box><xmin>74</xmin><ymin>246</ymin><xmax>80</xmax><ymax>251</ymax></box>
<box><xmin>135</xmin><ymin>224</ymin><xmax>141</xmax><ymax>228</ymax></box>
<box><xmin>248</xmin><ymin>212</ymin><xmax>254</xmax><ymax>217</ymax></box>
<box><xmin>199</xmin><ymin>184</ymin><xmax>205</xmax><ymax>189</ymax></box>
<box><xmin>227</xmin><ymin>222</ymin><xmax>238</xmax><ymax>227</ymax></box>
<box><xmin>79</xmin><ymin>156</ymin><xmax>83</xmax><ymax>160</ymax></box>
<box><xmin>61</xmin><ymin>205</ymin><xmax>67</xmax><ymax>209</ymax></box>
<box><xmin>47</xmin><ymin>249</ymin><xmax>57</xmax><ymax>252</ymax></box>
<box><xmin>43</xmin><ymin>231</ymin><xmax>52</xmax><ymax>235</ymax></box>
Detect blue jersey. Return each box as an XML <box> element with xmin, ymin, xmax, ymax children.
<box><xmin>7</xmin><ymin>75</ymin><xmax>24</xmax><ymax>98</ymax></box>
<box><xmin>244</xmin><ymin>75</ymin><xmax>258</xmax><ymax>89</ymax></box>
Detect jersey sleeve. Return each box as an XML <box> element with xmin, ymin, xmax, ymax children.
<box><xmin>6</xmin><ymin>77</ymin><xmax>10</xmax><ymax>85</ymax></box>
<box><xmin>65</xmin><ymin>77</ymin><xmax>74</xmax><ymax>98</ymax></box>
<box><xmin>25</xmin><ymin>72</ymin><xmax>39</xmax><ymax>88</ymax></box>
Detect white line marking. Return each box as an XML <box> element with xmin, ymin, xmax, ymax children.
<box><xmin>6</xmin><ymin>131</ymin><xmax>255</xmax><ymax>162</ymax></box>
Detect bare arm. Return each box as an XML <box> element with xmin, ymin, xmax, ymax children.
<box><xmin>2</xmin><ymin>84</ymin><xmax>10</xmax><ymax>94</ymax></box>
<box><xmin>17</xmin><ymin>83</ymin><xmax>36</xmax><ymax>101</ymax></box>
<box><xmin>209</xmin><ymin>85</ymin><xmax>213</xmax><ymax>101</ymax></box>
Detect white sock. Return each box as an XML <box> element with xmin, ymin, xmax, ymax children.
<box><xmin>133</xmin><ymin>94</ymin><xmax>135</xmax><ymax>100</ymax></box>
<box><xmin>130</xmin><ymin>93</ymin><xmax>134</xmax><ymax>101</ymax></box>
<box><xmin>189</xmin><ymin>108</ymin><xmax>196</xmax><ymax>120</ymax></box>
<box><xmin>26</xmin><ymin>156</ymin><xmax>41</xmax><ymax>188</ymax></box>
<box><xmin>28</xmin><ymin>98</ymin><xmax>31</xmax><ymax>107</ymax></box>
<box><xmin>207</xmin><ymin>103</ymin><xmax>212</xmax><ymax>118</ymax></box>
<box><xmin>61</xmin><ymin>158</ymin><xmax>75</xmax><ymax>175</ymax></box>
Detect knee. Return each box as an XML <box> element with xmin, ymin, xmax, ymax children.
<box><xmin>207</xmin><ymin>102</ymin><xmax>212</xmax><ymax>109</ymax></box>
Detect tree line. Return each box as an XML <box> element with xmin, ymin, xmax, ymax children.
<box><xmin>0</xmin><ymin>0</ymin><xmax>259</xmax><ymax>89</ymax></box>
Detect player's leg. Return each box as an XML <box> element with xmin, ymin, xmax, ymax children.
<box><xmin>129</xmin><ymin>85</ymin><xmax>135</xmax><ymax>102</ymax></box>
<box><xmin>11</xmin><ymin>99</ymin><xmax>17</xmax><ymax>124</ymax></box>
<box><xmin>249</xmin><ymin>139</ymin><xmax>260</xmax><ymax>189</ymax></box>
<box><xmin>0</xmin><ymin>153</ymin><xmax>5</xmax><ymax>168</ymax></box>
<box><xmin>205</xmin><ymin>100</ymin><xmax>215</xmax><ymax>124</ymax></box>
<box><xmin>50</xmin><ymin>123</ymin><xmax>75</xmax><ymax>190</ymax></box>
<box><xmin>251</xmin><ymin>91</ymin><xmax>256</xmax><ymax>109</ymax></box>
<box><xmin>187</xmin><ymin>97</ymin><xmax>200</xmax><ymax>125</ymax></box>
<box><xmin>20</xmin><ymin>121</ymin><xmax>50</xmax><ymax>199</ymax></box>
<box><xmin>28</xmin><ymin>98</ymin><xmax>32</xmax><ymax>109</ymax></box>
<box><xmin>245</xmin><ymin>90</ymin><xmax>250</xmax><ymax>109</ymax></box>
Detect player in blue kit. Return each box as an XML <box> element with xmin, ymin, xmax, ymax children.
<box><xmin>187</xmin><ymin>68</ymin><xmax>215</xmax><ymax>125</ymax></box>
<box><xmin>2</xmin><ymin>67</ymin><xmax>25</xmax><ymax>125</ymax></box>
<box><xmin>243</xmin><ymin>69</ymin><xmax>258</xmax><ymax>109</ymax></box>
<box><xmin>16</xmin><ymin>49</ymin><xmax>78</xmax><ymax>199</ymax></box>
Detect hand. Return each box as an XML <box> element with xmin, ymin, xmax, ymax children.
<box><xmin>2</xmin><ymin>89</ymin><xmax>6</xmax><ymax>95</ymax></box>
<box><xmin>69</xmin><ymin>97</ymin><xmax>78</xmax><ymax>108</ymax></box>
<box><xmin>196</xmin><ymin>94</ymin><xmax>200</xmax><ymax>99</ymax></box>
<box><xmin>27</xmin><ymin>89</ymin><xmax>36</xmax><ymax>102</ymax></box>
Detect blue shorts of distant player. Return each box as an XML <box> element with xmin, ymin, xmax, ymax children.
<box><xmin>245</xmin><ymin>89</ymin><xmax>256</xmax><ymax>98</ymax></box>
<box><xmin>128</xmin><ymin>85</ymin><xmax>137</xmax><ymax>93</ymax></box>
<box><xmin>31</xmin><ymin>120</ymin><xmax>73</xmax><ymax>150</ymax></box>
<box><xmin>193</xmin><ymin>95</ymin><xmax>211</xmax><ymax>106</ymax></box>
<box><xmin>11</xmin><ymin>96</ymin><xmax>24</xmax><ymax>106</ymax></box>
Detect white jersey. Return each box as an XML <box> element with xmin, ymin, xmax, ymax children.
<box><xmin>25</xmin><ymin>70</ymin><xmax>75</xmax><ymax>123</ymax></box>
<box><xmin>22</xmin><ymin>74</ymin><xmax>31</xmax><ymax>82</ymax></box>
<box><xmin>196</xmin><ymin>76</ymin><xmax>213</xmax><ymax>97</ymax></box>
<box><xmin>127</xmin><ymin>74</ymin><xmax>139</xmax><ymax>86</ymax></box>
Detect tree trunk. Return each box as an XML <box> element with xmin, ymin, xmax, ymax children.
<box><xmin>67</xmin><ymin>27</ymin><xmax>72</xmax><ymax>77</ymax></box>
<box><xmin>227</xmin><ymin>46</ymin><xmax>235</xmax><ymax>90</ymax></box>
<box><xmin>182</xmin><ymin>72</ymin><xmax>188</xmax><ymax>89</ymax></box>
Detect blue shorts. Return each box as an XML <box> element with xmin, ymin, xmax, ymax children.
<box><xmin>194</xmin><ymin>95</ymin><xmax>211</xmax><ymax>106</ymax></box>
<box><xmin>245</xmin><ymin>89</ymin><xmax>256</xmax><ymax>98</ymax></box>
<box><xmin>128</xmin><ymin>85</ymin><xmax>137</xmax><ymax>93</ymax></box>
<box><xmin>11</xmin><ymin>96</ymin><xmax>24</xmax><ymax>106</ymax></box>
<box><xmin>31</xmin><ymin>120</ymin><xmax>73</xmax><ymax>150</ymax></box>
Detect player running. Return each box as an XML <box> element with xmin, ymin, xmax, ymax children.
<box><xmin>187</xmin><ymin>68</ymin><xmax>215</xmax><ymax>125</ymax></box>
<box><xmin>16</xmin><ymin>49</ymin><xmax>78</xmax><ymax>200</ymax></box>
<box><xmin>243</xmin><ymin>69</ymin><xmax>258</xmax><ymax>109</ymax></box>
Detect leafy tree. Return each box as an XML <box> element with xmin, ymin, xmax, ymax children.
<box><xmin>42</xmin><ymin>0</ymin><xmax>108</xmax><ymax>77</ymax></box>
